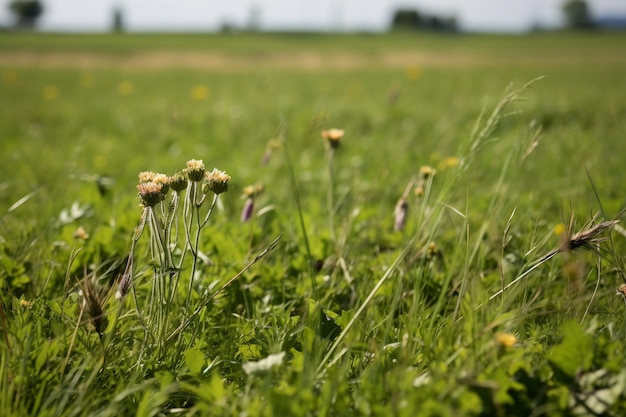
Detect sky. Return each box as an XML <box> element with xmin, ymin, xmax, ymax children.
<box><xmin>1</xmin><ymin>0</ymin><xmax>626</xmax><ymax>33</ymax></box>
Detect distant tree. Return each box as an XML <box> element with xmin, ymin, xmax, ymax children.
<box><xmin>8</xmin><ymin>0</ymin><xmax>43</xmax><ymax>29</ymax></box>
<box><xmin>391</xmin><ymin>9</ymin><xmax>421</xmax><ymax>31</ymax></box>
<box><xmin>112</xmin><ymin>7</ymin><xmax>125</xmax><ymax>33</ymax></box>
<box><xmin>562</xmin><ymin>0</ymin><xmax>594</xmax><ymax>29</ymax></box>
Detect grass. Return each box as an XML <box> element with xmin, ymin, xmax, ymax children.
<box><xmin>1</xmin><ymin>32</ymin><xmax>626</xmax><ymax>416</ymax></box>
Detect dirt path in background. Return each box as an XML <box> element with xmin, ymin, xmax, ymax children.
<box><xmin>1</xmin><ymin>50</ymin><xmax>624</xmax><ymax>71</ymax></box>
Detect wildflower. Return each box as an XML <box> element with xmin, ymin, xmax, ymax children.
<box><xmin>495</xmin><ymin>333</ymin><xmax>518</xmax><ymax>348</ymax></box>
<box><xmin>117</xmin><ymin>80</ymin><xmax>134</xmax><ymax>96</ymax></box>
<box><xmin>203</xmin><ymin>168</ymin><xmax>231</xmax><ymax>195</ymax></box>
<box><xmin>42</xmin><ymin>85</ymin><xmax>59</xmax><ymax>100</ymax></box>
<box><xmin>405</xmin><ymin>66</ymin><xmax>422</xmax><ymax>80</ymax></box>
<box><xmin>73</xmin><ymin>226</ymin><xmax>90</xmax><ymax>240</ymax></box>
<box><xmin>241</xmin><ymin>184</ymin><xmax>263</xmax><ymax>222</ymax></box>
<box><xmin>414</xmin><ymin>185</ymin><xmax>424</xmax><ymax>198</ymax></box>
<box><xmin>394</xmin><ymin>197</ymin><xmax>408</xmax><ymax>231</ymax></box>
<box><xmin>168</xmin><ymin>172</ymin><xmax>188</xmax><ymax>193</ymax></box>
<box><xmin>20</xmin><ymin>299</ymin><xmax>32</xmax><ymax>308</ymax></box>
<box><xmin>427</xmin><ymin>242</ymin><xmax>439</xmax><ymax>258</ymax></box>
<box><xmin>321</xmin><ymin>129</ymin><xmax>344</xmax><ymax>150</ymax></box>
<box><xmin>152</xmin><ymin>173</ymin><xmax>170</xmax><ymax>196</ymax></box>
<box><xmin>419</xmin><ymin>166</ymin><xmax>436</xmax><ymax>180</ymax></box>
<box><xmin>137</xmin><ymin>182</ymin><xmax>164</xmax><ymax>207</ymax></box>
<box><xmin>190</xmin><ymin>84</ymin><xmax>210</xmax><ymax>101</ymax></box>
<box><xmin>186</xmin><ymin>159</ymin><xmax>206</xmax><ymax>182</ymax></box>
<box><xmin>438</xmin><ymin>156</ymin><xmax>460</xmax><ymax>170</ymax></box>
<box><xmin>138</xmin><ymin>171</ymin><xmax>157</xmax><ymax>183</ymax></box>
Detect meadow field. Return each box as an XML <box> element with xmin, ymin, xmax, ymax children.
<box><xmin>1</xmin><ymin>32</ymin><xmax>626</xmax><ymax>416</ymax></box>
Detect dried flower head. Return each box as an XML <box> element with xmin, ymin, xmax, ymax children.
<box><xmin>138</xmin><ymin>171</ymin><xmax>157</xmax><ymax>183</ymax></box>
<box><xmin>73</xmin><ymin>226</ymin><xmax>90</xmax><ymax>241</ymax></box>
<box><xmin>243</xmin><ymin>183</ymin><xmax>264</xmax><ymax>199</ymax></box>
<box><xmin>168</xmin><ymin>172</ymin><xmax>188</xmax><ymax>193</ymax></box>
<box><xmin>116</xmin><ymin>272</ymin><xmax>132</xmax><ymax>301</ymax></box>
<box><xmin>186</xmin><ymin>159</ymin><xmax>206</xmax><ymax>182</ymax></box>
<box><xmin>152</xmin><ymin>173</ymin><xmax>170</xmax><ymax>196</ymax></box>
<box><xmin>137</xmin><ymin>182</ymin><xmax>164</xmax><ymax>207</ymax></box>
<box><xmin>203</xmin><ymin>168</ymin><xmax>231</xmax><ymax>195</ymax></box>
<box><xmin>321</xmin><ymin>128</ymin><xmax>344</xmax><ymax>149</ymax></box>
<box><xmin>495</xmin><ymin>332</ymin><xmax>518</xmax><ymax>348</ymax></box>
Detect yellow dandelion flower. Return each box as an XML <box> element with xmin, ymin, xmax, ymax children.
<box><xmin>42</xmin><ymin>85</ymin><xmax>59</xmax><ymax>100</ymax></box>
<box><xmin>117</xmin><ymin>80</ymin><xmax>134</xmax><ymax>96</ymax></box>
<box><xmin>419</xmin><ymin>166</ymin><xmax>436</xmax><ymax>179</ymax></box>
<box><xmin>190</xmin><ymin>85</ymin><xmax>210</xmax><ymax>101</ymax></box>
<box><xmin>414</xmin><ymin>185</ymin><xmax>424</xmax><ymax>197</ymax></box>
<box><xmin>553</xmin><ymin>223</ymin><xmax>567</xmax><ymax>237</ymax></box>
<box><xmin>438</xmin><ymin>156</ymin><xmax>460</xmax><ymax>170</ymax></box>
<box><xmin>495</xmin><ymin>332</ymin><xmax>517</xmax><ymax>348</ymax></box>
<box><xmin>405</xmin><ymin>66</ymin><xmax>422</xmax><ymax>80</ymax></box>
<box><xmin>80</xmin><ymin>73</ymin><xmax>95</xmax><ymax>88</ymax></box>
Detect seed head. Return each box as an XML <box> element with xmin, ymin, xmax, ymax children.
<box><xmin>203</xmin><ymin>168</ymin><xmax>231</xmax><ymax>195</ymax></box>
<box><xmin>186</xmin><ymin>159</ymin><xmax>206</xmax><ymax>182</ymax></box>
<box><xmin>394</xmin><ymin>198</ymin><xmax>408</xmax><ymax>231</ymax></box>
<box><xmin>241</xmin><ymin>198</ymin><xmax>254</xmax><ymax>222</ymax></box>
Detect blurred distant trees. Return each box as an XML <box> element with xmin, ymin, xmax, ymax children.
<box><xmin>390</xmin><ymin>8</ymin><xmax>457</xmax><ymax>32</ymax></box>
<box><xmin>562</xmin><ymin>0</ymin><xmax>594</xmax><ymax>29</ymax></box>
<box><xmin>8</xmin><ymin>0</ymin><xmax>43</xmax><ymax>28</ymax></box>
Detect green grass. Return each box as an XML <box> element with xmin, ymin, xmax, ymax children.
<box><xmin>1</xmin><ymin>32</ymin><xmax>626</xmax><ymax>416</ymax></box>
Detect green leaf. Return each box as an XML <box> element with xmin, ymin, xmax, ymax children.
<box><xmin>184</xmin><ymin>347</ymin><xmax>205</xmax><ymax>375</ymax></box>
<box><xmin>548</xmin><ymin>320</ymin><xmax>593</xmax><ymax>380</ymax></box>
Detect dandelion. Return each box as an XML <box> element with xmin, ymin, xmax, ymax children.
<box><xmin>321</xmin><ymin>128</ymin><xmax>344</xmax><ymax>150</ymax></box>
<box><xmin>42</xmin><ymin>85</ymin><xmax>59</xmax><ymax>100</ymax></box>
<box><xmin>80</xmin><ymin>73</ymin><xmax>95</xmax><ymax>89</ymax></box>
<box><xmin>190</xmin><ymin>84</ymin><xmax>210</xmax><ymax>101</ymax></box>
<box><xmin>117</xmin><ymin>80</ymin><xmax>134</xmax><ymax>96</ymax></box>
<box><xmin>495</xmin><ymin>332</ymin><xmax>517</xmax><ymax>348</ymax></box>
<box><xmin>186</xmin><ymin>159</ymin><xmax>206</xmax><ymax>182</ymax></box>
<box><xmin>137</xmin><ymin>182</ymin><xmax>164</xmax><ymax>207</ymax></box>
<box><xmin>405</xmin><ymin>66</ymin><xmax>422</xmax><ymax>80</ymax></box>
<box><xmin>414</xmin><ymin>185</ymin><xmax>424</xmax><ymax>198</ymax></box>
<box><xmin>73</xmin><ymin>226</ymin><xmax>90</xmax><ymax>241</ymax></box>
<box><xmin>438</xmin><ymin>156</ymin><xmax>460</xmax><ymax>170</ymax></box>
<box><xmin>202</xmin><ymin>168</ymin><xmax>231</xmax><ymax>195</ymax></box>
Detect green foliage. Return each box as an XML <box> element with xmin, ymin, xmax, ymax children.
<box><xmin>1</xmin><ymin>33</ymin><xmax>626</xmax><ymax>416</ymax></box>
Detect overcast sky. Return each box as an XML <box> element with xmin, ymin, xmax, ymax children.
<box><xmin>1</xmin><ymin>0</ymin><xmax>626</xmax><ymax>32</ymax></box>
